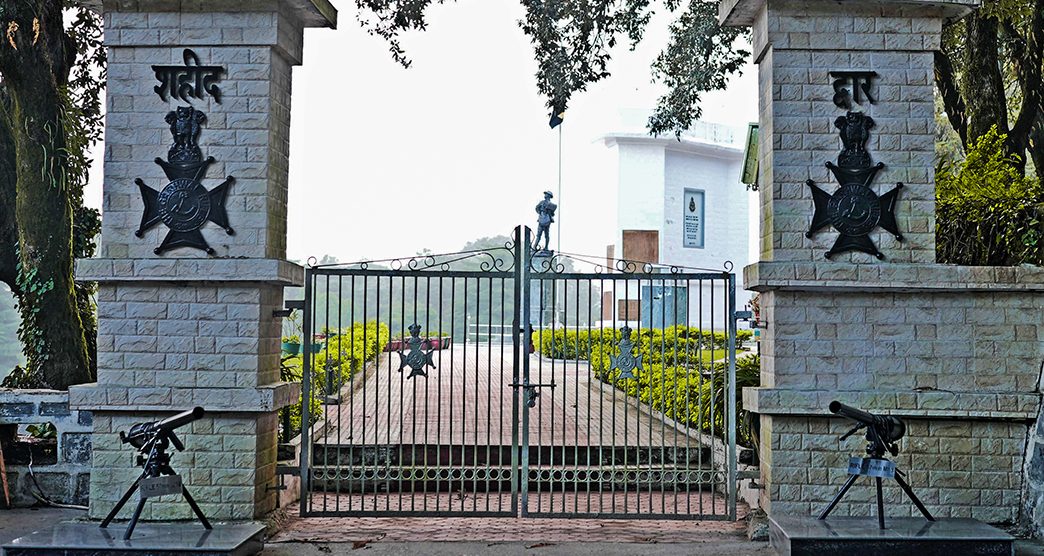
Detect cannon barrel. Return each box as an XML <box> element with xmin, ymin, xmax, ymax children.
<box><xmin>829</xmin><ymin>400</ymin><xmax>905</xmax><ymax>443</ymax></box>
<box><xmin>153</xmin><ymin>406</ymin><xmax>205</xmax><ymax>432</ymax></box>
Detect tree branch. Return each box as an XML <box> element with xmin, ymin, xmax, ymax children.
<box><xmin>934</xmin><ymin>50</ymin><xmax>968</xmax><ymax>148</ymax></box>
<box><xmin>1009</xmin><ymin>0</ymin><xmax>1044</xmax><ymax>153</ymax></box>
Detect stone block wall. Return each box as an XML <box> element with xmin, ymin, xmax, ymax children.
<box><xmin>745</xmin><ymin>262</ymin><xmax>1044</xmax><ymax>524</ymax></box>
<box><xmin>0</xmin><ymin>390</ymin><xmax>93</xmax><ymax>507</ymax></box>
<box><xmin>86</xmin><ymin>411</ymin><xmax>279</xmax><ymax>520</ymax></box>
<box><xmin>71</xmin><ymin>0</ymin><xmax>334</xmax><ymax>521</ymax></box>
<box><xmin>761</xmin><ymin>416</ymin><xmax>1026</xmax><ymax>522</ymax></box>
<box><xmin>100</xmin><ymin>8</ymin><xmax>304</xmax><ymax>260</ymax></box>
<box><xmin>746</xmin><ymin>1</ymin><xmax>947</xmax><ymax>264</ymax></box>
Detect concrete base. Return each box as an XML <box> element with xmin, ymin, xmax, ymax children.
<box><xmin>1</xmin><ymin>521</ymin><xmax>264</xmax><ymax>556</ymax></box>
<box><xmin>770</xmin><ymin>515</ymin><xmax>1014</xmax><ymax>556</ymax></box>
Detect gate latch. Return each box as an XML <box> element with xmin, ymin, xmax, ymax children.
<box><xmin>510</xmin><ymin>381</ymin><xmax>556</xmax><ymax>408</ymax></box>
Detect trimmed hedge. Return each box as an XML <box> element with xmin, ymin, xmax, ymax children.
<box><xmin>282</xmin><ymin>321</ymin><xmax>389</xmax><ymax>437</ymax></box>
<box><xmin>591</xmin><ymin>353</ymin><xmax>760</xmax><ymax>447</ymax></box>
<box><xmin>532</xmin><ymin>326</ymin><xmax>759</xmax><ymax>447</ymax></box>
<box><xmin>533</xmin><ymin>326</ymin><xmax>752</xmax><ymax>364</ymax></box>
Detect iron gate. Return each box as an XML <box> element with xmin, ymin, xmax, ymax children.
<box><xmin>299</xmin><ymin>226</ymin><xmax>738</xmax><ymax>519</ymax></box>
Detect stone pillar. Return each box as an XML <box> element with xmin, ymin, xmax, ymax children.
<box><xmin>723</xmin><ymin>0</ymin><xmax>1044</xmax><ymax>524</ymax></box>
<box><xmin>71</xmin><ymin>0</ymin><xmax>336</xmax><ymax>521</ymax></box>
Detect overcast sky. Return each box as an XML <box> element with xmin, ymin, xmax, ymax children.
<box><xmin>86</xmin><ymin>0</ymin><xmax>758</xmax><ymax>264</ymax></box>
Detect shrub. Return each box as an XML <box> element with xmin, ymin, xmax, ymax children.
<box><xmin>936</xmin><ymin>126</ymin><xmax>1044</xmax><ymax>266</ymax></box>
<box><xmin>533</xmin><ymin>326</ymin><xmax>751</xmax><ymax>364</ymax></box>
<box><xmin>280</xmin><ymin>321</ymin><xmax>389</xmax><ymax>439</ymax></box>
<box><xmin>563</xmin><ymin>324</ymin><xmax>760</xmax><ymax>448</ymax></box>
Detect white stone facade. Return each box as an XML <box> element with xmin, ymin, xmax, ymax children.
<box><xmin>603</xmin><ymin>126</ymin><xmax>754</xmax><ymax>330</ymax></box>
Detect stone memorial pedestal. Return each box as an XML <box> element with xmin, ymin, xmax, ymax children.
<box><xmin>770</xmin><ymin>515</ymin><xmax>1013</xmax><ymax>556</ymax></box>
<box><xmin>2</xmin><ymin>522</ymin><xmax>264</xmax><ymax>556</ymax></box>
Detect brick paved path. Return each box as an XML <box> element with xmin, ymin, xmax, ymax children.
<box><xmin>314</xmin><ymin>345</ymin><xmax>713</xmax><ymax>449</ymax></box>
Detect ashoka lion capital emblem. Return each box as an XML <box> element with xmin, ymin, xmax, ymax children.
<box><xmin>805</xmin><ymin>111</ymin><xmax>903</xmax><ymax>260</ymax></box>
<box><xmin>135</xmin><ymin>106</ymin><xmax>235</xmax><ymax>255</ymax></box>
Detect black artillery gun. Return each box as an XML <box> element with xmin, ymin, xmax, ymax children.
<box><xmin>100</xmin><ymin>406</ymin><xmax>212</xmax><ymax>540</ymax></box>
<box><xmin>819</xmin><ymin>401</ymin><xmax>934</xmax><ymax>529</ymax></box>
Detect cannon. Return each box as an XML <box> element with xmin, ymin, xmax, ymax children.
<box><xmin>100</xmin><ymin>407</ymin><xmax>212</xmax><ymax>539</ymax></box>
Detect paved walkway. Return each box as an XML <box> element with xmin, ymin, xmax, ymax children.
<box><xmin>313</xmin><ymin>345</ymin><xmax>713</xmax><ymax>449</ymax></box>
<box><xmin>306</xmin><ymin>344</ymin><xmax>727</xmax><ymax>517</ymax></box>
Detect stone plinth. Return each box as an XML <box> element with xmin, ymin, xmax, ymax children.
<box><xmin>769</xmin><ymin>515</ymin><xmax>1013</xmax><ymax>556</ymax></box>
<box><xmin>743</xmin><ymin>263</ymin><xmax>1043</xmax><ymax>521</ymax></box>
<box><xmin>71</xmin><ymin>0</ymin><xmax>335</xmax><ymax>521</ymax></box>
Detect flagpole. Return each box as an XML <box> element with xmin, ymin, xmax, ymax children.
<box><xmin>557</xmin><ymin>120</ymin><xmax>562</xmax><ymax>255</ymax></box>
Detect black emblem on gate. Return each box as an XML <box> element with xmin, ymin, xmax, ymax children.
<box><xmin>398</xmin><ymin>324</ymin><xmax>436</xmax><ymax>379</ymax></box>
<box><xmin>135</xmin><ymin>106</ymin><xmax>235</xmax><ymax>255</ymax></box>
<box><xmin>806</xmin><ymin>111</ymin><xmax>902</xmax><ymax>259</ymax></box>
<box><xmin>610</xmin><ymin>326</ymin><xmax>643</xmax><ymax>380</ymax></box>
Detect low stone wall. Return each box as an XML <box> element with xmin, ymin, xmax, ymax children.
<box><xmin>0</xmin><ymin>389</ymin><xmax>92</xmax><ymax>506</ymax></box>
<box><xmin>746</xmin><ymin>262</ymin><xmax>1044</xmax><ymax>529</ymax></box>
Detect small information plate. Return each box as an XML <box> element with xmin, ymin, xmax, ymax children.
<box><xmin>682</xmin><ymin>188</ymin><xmax>705</xmax><ymax>249</ymax></box>
<box><xmin>866</xmin><ymin>458</ymin><xmax>896</xmax><ymax>479</ymax></box>
<box><xmin>140</xmin><ymin>475</ymin><xmax>182</xmax><ymax>499</ymax></box>
<box><xmin>846</xmin><ymin>457</ymin><xmax>896</xmax><ymax>479</ymax></box>
<box><xmin>847</xmin><ymin>456</ymin><xmax>868</xmax><ymax>475</ymax></box>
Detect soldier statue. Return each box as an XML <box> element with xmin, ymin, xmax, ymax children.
<box><xmin>533</xmin><ymin>190</ymin><xmax>557</xmax><ymax>253</ymax></box>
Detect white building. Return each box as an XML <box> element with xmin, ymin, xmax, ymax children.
<box><xmin>600</xmin><ymin>119</ymin><xmax>756</xmax><ymax>330</ymax></box>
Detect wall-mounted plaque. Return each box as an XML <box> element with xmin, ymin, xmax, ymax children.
<box><xmin>683</xmin><ymin>188</ymin><xmax>705</xmax><ymax>249</ymax></box>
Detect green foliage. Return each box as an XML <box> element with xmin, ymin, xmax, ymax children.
<box><xmin>533</xmin><ymin>326</ymin><xmax>751</xmax><ymax>363</ymax></box>
<box><xmin>647</xmin><ymin>0</ymin><xmax>750</xmax><ymax>136</ymax></box>
<box><xmin>280</xmin><ymin>322</ymin><xmax>390</xmax><ymax>438</ymax></box>
<box><xmin>936</xmin><ymin>126</ymin><xmax>1044</xmax><ymax>265</ymax></box>
<box><xmin>26</xmin><ymin>422</ymin><xmax>57</xmax><ymax>439</ymax></box>
<box><xmin>314</xmin><ymin>321</ymin><xmax>390</xmax><ymax>392</ymax></box>
<box><xmin>592</xmin><ymin>353</ymin><xmax>760</xmax><ymax>447</ymax></box>
<box><xmin>533</xmin><ymin>327</ymin><xmax>758</xmax><ymax>446</ymax></box>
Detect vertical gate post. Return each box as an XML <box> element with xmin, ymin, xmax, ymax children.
<box><xmin>727</xmin><ymin>273</ymin><xmax>738</xmax><ymax>520</ymax></box>
<box><xmin>510</xmin><ymin>225</ymin><xmax>523</xmax><ymax>513</ymax></box>
<box><xmin>71</xmin><ymin>1</ymin><xmax>337</xmax><ymax>521</ymax></box>
<box><xmin>519</xmin><ymin>226</ymin><xmax>533</xmax><ymax>515</ymax></box>
<box><xmin>300</xmin><ymin>266</ymin><xmax>314</xmax><ymax>515</ymax></box>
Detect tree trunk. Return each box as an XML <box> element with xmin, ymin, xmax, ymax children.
<box><xmin>0</xmin><ymin>0</ymin><xmax>89</xmax><ymax>389</ymax></box>
<box><xmin>961</xmin><ymin>14</ymin><xmax>1011</xmax><ymax>145</ymax></box>
<box><xmin>0</xmin><ymin>97</ymin><xmax>16</xmax><ymax>292</ymax></box>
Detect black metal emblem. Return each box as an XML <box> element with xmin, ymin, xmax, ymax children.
<box><xmin>610</xmin><ymin>326</ymin><xmax>643</xmax><ymax>380</ymax></box>
<box><xmin>830</xmin><ymin>71</ymin><xmax>877</xmax><ymax>110</ymax></box>
<box><xmin>153</xmin><ymin>49</ymin><xmax>225</xmax><ymax>104</ymax></box>
<box><xmin>806</xmin><ymin>112</ymin><xmax>902</xmax><ymax>259</ymax></box>
<box><xmin>397</xmin><ymin>324</ymin><xmax>435</xmax><ymax>379</ymax></box>
<box><xmin>135</xmin><ymin>106</ymin><xmax>235</xmax><ymax>255</ymax></box>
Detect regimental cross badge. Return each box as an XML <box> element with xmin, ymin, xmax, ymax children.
<box><xmin>609</xmin><ymin>326</ymin><xmax>643</xmax><ymax>380</ymax></box>
<box><xmin>805</xmin><ymin>112</ymin><xmax>903</xmax><ymax>260</ymax></box>
<box><xmin>135</xmin><ymin>106</ymin><xmax>235</xmax><ymax>255</ymax></box>
<box><xmin>397</xmin><ymin>324</ymin><xmax>436</xmax><ymax>379</ymax></box>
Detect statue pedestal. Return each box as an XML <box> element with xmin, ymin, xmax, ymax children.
<box><xmin>529</xmin><ymin>251</ymin><xmax>560</xmax><ymax>328</ymax></box>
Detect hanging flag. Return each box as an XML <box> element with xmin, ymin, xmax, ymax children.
<box><xmin>549</xmin><ymin>107</ymin><xmax>565</xmax><ymax>129</ymax></box>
